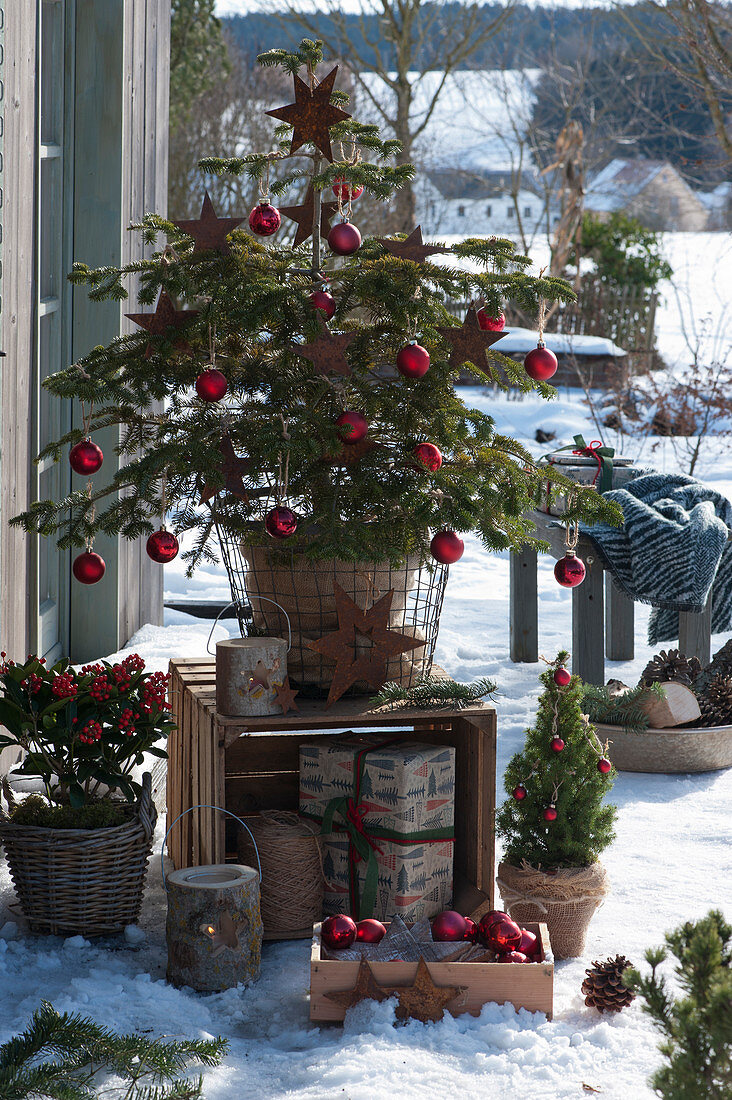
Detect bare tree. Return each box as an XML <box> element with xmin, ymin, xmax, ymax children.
<box><xmin>281</xmin><ymin>0</ymin><xmax>511</xmax><ymax>229</ymax></box>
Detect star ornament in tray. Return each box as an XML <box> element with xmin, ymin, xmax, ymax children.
<box><xmin>307</xmin><ymin>582</ymin><xmax>424</xmax><ymax>707</ymax></box>
<box><xmin>383</xmin><ymin>957</ymin><xmax>466</xmax><ymax>1023</ymax></box>
<box><xmin>437</xmin><ymin>305</ymin><xmax>506</xmax><ymax>374</ymax></box>
<box><xmin>375</xmin><ymin>226</ymin><xmax>449</xmax><ymax>263</ymax></box>
<box><xmin>266</xmin><ymin>67</ymin><xmax>351</xmax><ymax>163</ymax></box>
<box><xmin>279</xmin><ymin>185</ymin><xmax>338</xmax><ymax>248</ymax></box>
<box><xmin>172</xmin><ymin>192</ymin><xmax>244</xmax><ymax>255</ymax></box>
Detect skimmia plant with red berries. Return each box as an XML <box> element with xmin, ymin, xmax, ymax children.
<box><xmin>0</xmin><ymin>654</ymin><xmax>174</xmax><ymax>806</ymax></box>
<box><xmin>12</xmin><ymin>39</ymin><xmax>620</xmax><ymax>577</ymax></box>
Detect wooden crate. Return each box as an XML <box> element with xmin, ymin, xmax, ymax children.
<box><xmin>166</xmin><ymin>659</ymin><xmax>497</xmax><ymax>914</ymax></box>
<box><xmin>310</xmin><ymin>921</ymin><xmax>554</xmax><ymax>1022</ymax></box>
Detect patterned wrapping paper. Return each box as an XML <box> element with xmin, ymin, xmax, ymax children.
<box><xmin>299</xmin><ymin>734</ymin><xmax>455</xmax><ymax>923</ymax></box>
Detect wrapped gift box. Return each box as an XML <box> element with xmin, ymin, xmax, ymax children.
<box><xmin>541</xmin><ymin>446</ymin><xmax>636</xmax><ymax>516</ymax></box>
<box><xmin>299</xmin><ymin>734</ymin><xmax>455</xmax><ymax>922</ymax></box>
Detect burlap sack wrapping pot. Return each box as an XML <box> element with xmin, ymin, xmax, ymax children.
<box><xmin>241</xmin><ymin>546</ymin><xmax>427</xmax><ymax>689</ymax></box>
<box><xmin>497</xmin><ymin>860</ymin><xmax>609</xmax><ymax>960</ymax></box>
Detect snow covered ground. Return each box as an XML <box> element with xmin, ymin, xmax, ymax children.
<box><xmin>2</xmin><ymin>378</ymin><xmax>732</xmax><ymax>1098</ymax></box>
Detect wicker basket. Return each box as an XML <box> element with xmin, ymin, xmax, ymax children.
<box><xmin>0</xmin><ymin>773</ymin><xmax>156</xmax><ymax>936</ymax></box>
<box><xmin>595</xmin><ymin>722</ymin><xmax>732</xmax><ymax>773</ymax></box>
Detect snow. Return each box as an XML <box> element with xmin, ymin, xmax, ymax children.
<box><xmin>492</xmin><ymin>326</ymin><xmax>626</xmax><ymax>357</ymax></box>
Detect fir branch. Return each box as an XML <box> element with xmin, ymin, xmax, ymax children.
<box><xmin>369</xmin><ymin>676</ymin><xmax>497</xmax><ymax>711</ymax></box>
<box><xmin>582</xmin><ymin>682</ymin><xmax>666</xmax><ymax>733</ymax></box>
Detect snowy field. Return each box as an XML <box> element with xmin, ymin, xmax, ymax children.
<box><xmin>2</xmin><ymin>237</ymin><xmax>732</xmax><ymax>1096</ymax></box>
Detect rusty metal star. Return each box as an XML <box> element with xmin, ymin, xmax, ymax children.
<box><xmin>375</xmin><ymin>226</ymin><xmax>449</xmax><ymax>263</ymax></box>
<box><xmin>291</xmin><ymin>320</ymin><xmax>355</xmax><ymax>377</ymax></box>
<box><xmin>199</xmin><ymin>433</ymin><xmax>251</xmax><ymax>504</ymax></box>
<box><xmin>437</xmin><ymin>305</ymin><xmax>506</xmax><ymax>374</ymax></box>
<box><xmin>307</xmin><ymin>582</ymin><xmax>423</xmax><ymax>707</ymax></box>
<box><xmin>382</xmin><ymin>957</ymin><xmax>465</xmax><ymax>1023</ymax></box>
<box><xmin>280</xmin><ymin>185</ymin><xmax>339</xmax><ymax>248</ymax></box>
<box><xmin>126</xmin><ymin>290</ymin><xmax>199</xmax><ymax>357</ymax></box>
<box><xmin>272</xmin><ymin>676</ymin><xmax>300</xmax><ymax>716</ymax></box>
<box><xmin>266</xmin><ymin>67</ymin><xmax>350</xmax><ymax>163</ymax></box>
<box><xmin>324</xmin><ymin>959</ymin><xmax>392</xmax><ymax>1012</ymax></box>
<box><xmin>172</xmin><ymin>192</ymin><xmax>244</xmax><ymax>255</ymax></box>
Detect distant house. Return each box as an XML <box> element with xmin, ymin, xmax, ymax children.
<box><xmin>416</xmin><ymin>169</ymin><xmax>558</xmax><ymax>238</ymax></box>
<box><xmin>585</xmin><ymin>159</ymin><xmax>709</xmax><ymax>231</ymax></box>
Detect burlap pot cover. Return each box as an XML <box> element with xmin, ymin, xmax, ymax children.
<box><xmin>497</xmin><ymin>860</ymin><xmax>609</xmax><ymax>960</ymax></box>
<box><xmin>241</xmin><ymin>547</ymin><xmax>429</xmax><ymax>689</ymax></box>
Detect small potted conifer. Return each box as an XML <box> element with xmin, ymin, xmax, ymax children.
<box><xmin>495</xmin><ymin>652</ymin><xmax>618</xmax><ymax>958</ymax></box>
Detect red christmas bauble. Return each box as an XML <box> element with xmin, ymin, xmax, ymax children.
<box><xmin>598</xmin><ymin>756</ymin><xmax>612</xmax><ymax>775</ymax></box>
<box><xmin>146</xmin><ymin>529</ymin><xmax>179</xmax><ymax>564</ymax></box>
<box><xmin>72</xmin><ymin>550</ymin><xmax>106</xmax><ymax>585</ymax></box>
<box><xmin>524</xmin><ymin>344</ymin><xmax>558</xmax><ymax>381</ymax></box>
<box><xmin>554</xmin><ymin>666</ymin><xmax>571</xmax><ymax>687</ymax></box>
<box><xmin>321</xmin><ymin>914</ymin><xmax>358</xmax><ymax>950</ymax></box>
<box><xmin>195</xmin><ymin>368</ymin><xmax>228</xmax><ymax>402</ymax></box>
<box><xmin>478</xmin><ymin>915</ymin><xmax>523</xmax><ymax>953</ymax></box>
<box><xmin>481</xmin><ymin>910</ymin><xmax>509</xmax><ymax>925</ymax></box>
<box><xmin>543</xmin><ymin>804</ymin><xmax>558</xmax><ymax>822</ymax></box>
<box><xmin>430</xmin><ymin>530</ymin><xmax>464</xmax><ymax>565</ymax></box>
<box><xmin>497</xmin><ymin>950</ymin><xmax>530</xmax><ymax>963</ymax></box>
<box><xmin>265</xmin><ymin>506</ymin><xmax>297</xmax><ymax>539</ymax></box>
<box><xmin>336</xmin><ymin>410</ymin><xmax>368</xmax><ymax>443</ymax></box>
<box><xmin>551</xmin><ymin>736</ymin><xmax>565</xmax><ymax>753</ymax></box>
<box><xmin>328</xmin><ymin>221</ymin><xmax>361</xmax><ymax>256</ymax></box>
<box><xmin>463</xmin><ymin>917</ymin><xmax>478</xmax><ymax>942</ymax></box>
<box><xmin>512</xmin><ymin>783</ymin><xmax>527</xmax><ymax>801</ymax></box>
<box><xmin>69</xmin><ymin>440</ymin><xmax>104</xmax><ymax>476</ymax></box>
<box><xmin>413</xmin><ymin>443</ymin><xmax>442</xmax><ymax>472</ymax></box>
<box><xmin>356</xmin><ymin>918</ymin><xmax>387</xmax><ymax>943</ymax></box>
<box><xmin>248</xmin><ymin>201</ymin><xmax>281</xmax><ymax>236</ymax></box>
<box><xmin>476</xmin><ymin>308</ymin><xmax>505</xmax><ymax>332</ymax></box>
<box><xmin>518</xmin><ymin>928</ymin><xmax>539</xmax><ymax>958</ymax></box>
<box><xmin>431</xmin><ymin>910</ymin><xmax>467</xmax><ymax>942</ymax></box>
<box><xmin>396</xmin><ymin>342</ymin><xmax>430</xmax><ymax>378</ymax></box>
<box><xmin>310</xmin><ymin>289</ymin><xmax>336</xmax><ymax>320</ymax></box>
<box><xmin>554</xmin><ymin>552</ymin><xmax>586</xmax><ymax>588</ymax></box>
<box><xmin>332</xmin><ymin>177</ymin><xmax>364</xmax><ymax>201</ymax></box>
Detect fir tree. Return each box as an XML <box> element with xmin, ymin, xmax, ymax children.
<box><xmin>496</xmin><ymin>652</ymin><xmax>618</xmax><ymax>869</ymax></box>
<box><xmin>625</xmin><ymin>910</ymin><xmax>732</xmax><ymax>1100</ymax></box>
<box><xmin>12</xmin><ymin>41</ymin><xmax>620</xmax><ymax>571</ymax></box>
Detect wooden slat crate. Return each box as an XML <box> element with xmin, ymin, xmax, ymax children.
<box><xmin>310</xmin><ymin>921</ymin><xmax>554</xmax><ymax>1022</ymax></box>
<box><xmin>166</xmin><ymin>659</ymin><xmax>498</xmax><ymax>913</ymax></box>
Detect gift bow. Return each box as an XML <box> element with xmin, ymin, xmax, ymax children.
<box><xmin>320</xmin><ymin>795</ymin><xmax>384</xmax><ymax>918</ymax></box>
<box><xmin>550</xmin><ymin>433</ymin><xmax>615</xmax><ymax>494</ymax></box>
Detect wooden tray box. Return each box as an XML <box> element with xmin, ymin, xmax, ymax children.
<box><xmin>310</xmin><ymin>921</ymin><xmax>554</xmax><ymax>1023</ymax></box>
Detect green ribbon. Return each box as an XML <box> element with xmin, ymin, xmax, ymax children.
<box><xmin>545</xmin><ymin>434</ymin><xmax>616</xmax><ymax>494</ymax></box>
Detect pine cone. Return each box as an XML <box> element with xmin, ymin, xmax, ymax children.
<box><xmin>581</xmin><ymin>955</ymin><xmax>635</xmax><ymax>1013</ymax></box>
<box><xmin>698</xmin><ymin>674</ymin><xmax>732</xmax><ymax>727</ymax></box>
<box><xmin>641</xmin><ymin>649</ymin><xmax>701</xmax><ymax>687</ymax></box>
<box><xmin>695</xmin><ymin>639</ymin><xmax>732</xmax><ymax>694</ymax></box>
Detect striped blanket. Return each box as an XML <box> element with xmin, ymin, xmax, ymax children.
<box><xmin>580</xmin><ymin>473</ymin><xmax>732</xmax><ymax>645</ymax></box>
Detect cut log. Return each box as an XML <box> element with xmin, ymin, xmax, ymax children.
<box><xmin>638</xmin><ymin>682</ymin><xmax>701</xmax><ymax>729</ymax></box>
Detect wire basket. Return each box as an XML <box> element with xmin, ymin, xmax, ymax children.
<box><xmin>214</xmin><ymin>515</ymin><xmax>448</xmax><ymax>698</ymax></box>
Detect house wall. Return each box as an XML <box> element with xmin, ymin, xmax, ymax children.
<box><xmin>416</xmin><ymin>178</ymin><xmax>557</xmax><ymax>240</ymax></box>
<box><xmin>626</xmin><ymin>166</ymin><xmax>709</xmax><ymax>232</ymax></box>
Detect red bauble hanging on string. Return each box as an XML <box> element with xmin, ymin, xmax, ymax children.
<box><xmin>310</xmin><ymin>289</ymin><xmax>336</xmax><ymax>320</ymax></box>
<box><xmin>356</xmin><ymin>918</ymin><xmax>386</xmax><ymax>943</ymax></box>
<box><xmin>543</xmin><ymin>804</ymin><xmax>558</xmax><ymax>822</ymax></box>
<box><xmin>146</xmin><ymin>529</ymin><xmax>179</xmax><ymax>564</ymax></box>
<box><xmin>554</xmin><ymin>551</ymin><xmax>586</xmax><ymax>588</ymax></box>
<box><xmin>336</xmin><ymin>410</ymin><xmax>368</xmax><ymax>443</ymax></box>
<box><xmin>413</xmin><ymin>442</ymin><xmax>442</xmax><ymax>472</ymax></box>
<box><xmin>332</xmin><ymin>177</ymin><xmax>363</xmax><ymax>202</ymax></box>
<box><xmin>524</xmin><ymin>343</ymin><xmax>558</xmax><ymax>381</ymax></box>
<box><xmin>195</xmin><ymin>368</ymin><xmax>228</xmax><ymax>402</ymax></box>
<box><xmin>430</xmin><ymin>530</ymin><xmax>464</xmax><ymax>565</ymax></box>
<box><xmin>328</xmin><ymin>220</ymin><xmax>361</xmax><ymax>256</ymax></box>
<box><xmin>69</xmin><ymin>440</ymin><xmax>104</xmax><ymax>476</ymax></box>
<box><xmin>551</xmin><ymin>736</ymin><xmax>565</xmax><ymax>753</ymax></box>
<box><xmin>554</xmin><ymin>666</ymin><xmax>571</xmax><ymax>687</ymax></box>
<box><xmin>72</xmin><ymin>550</ymin><xmax>106</xmax><ymax>585</ymax></box>
<box><xmin>476</xmin><ymin>308</ymin><xmax>505</xmax><ymax>332</ymax></box>
<box><xmin>265</xmin><ymin>506</ymin><xmax>297</xmax><ymax>540</ymax></box>
<box><xmin>431</xmin><ymin>910</ymin><xmax>467</xmax><ymax>942</ymax></box>
<box><xmin>248</xmin><ymin>201</ymin><xmax>281</xmax><ymax>237</ymax></box>
<box><xmin>321</xmin><ymin>914</ymin><xmax>358</xmax><ymax>950</ymax></box>
<box><xmin>396</xmin><ymin>342</ymin><xmax>430</xmax><ymax>378</ymax></box>
<box><xmin>512</xmin><ymin>783</ymin><xmax>527</xmax><ymax>801</ymax></box>
<box><xmin>598</xmin><ymin>756</ymin><xmax>612</xmax><ymax>775</ymax></box>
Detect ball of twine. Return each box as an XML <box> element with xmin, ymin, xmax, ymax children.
<box><xmin>237</xmin><ymin>810</ymin><xmax>324</xmax><ymax>940</ymax></box>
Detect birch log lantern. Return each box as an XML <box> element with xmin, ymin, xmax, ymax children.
<box><xmin>216</xmin><ymin>636</ymin><xmax>288</xmax><ymax>717</ymax></box>
<box><xmin>166</xmin><ymin>865</ymin><xmax>263</xmax><ymax>991</ymax></box>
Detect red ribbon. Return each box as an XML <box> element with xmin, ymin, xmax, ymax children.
<box><xmin>572</xmin><ymin>439</ymin><xmax>604</xmax><ymax>486</ymax></box>
<box><xmin>345</xmin><ymin>797</ymin><xmax>384</xmax><ymax>863</ymax></box>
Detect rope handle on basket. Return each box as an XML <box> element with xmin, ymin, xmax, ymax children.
<box><xmin>206</xmin><ymin>597</ymin><xmax>292</xmax><ymax>656</ymax></box>
<box><xmin>161</xmin><ymin>804</ymin><xmax>263</xmax><ymax>891</ymax></box>
<box><xmin>496</xmin><ymin>878</ymin><xmax>607</xmax><ymax>916</ymax></box>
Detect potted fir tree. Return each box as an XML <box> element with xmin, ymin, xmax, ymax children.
<box><xmin>0</xmin><ymin>653</ymin><xmax>174</xmax><ymax>935</ymax></box>
<box><xmin>495</xmin><ymin>653</ymin><xmax>618</xmax><ymax>958</ymax></box>
<box><xmin>12</xmin><ymin>41</ymin><xmax>619</xmax><ymax>698</ymax></box>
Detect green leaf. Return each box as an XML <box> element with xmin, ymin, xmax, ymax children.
<box><xmin>68</xmin><ymin>782</ymin><xmax>86</xmax><ymax>809</ymax></box>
